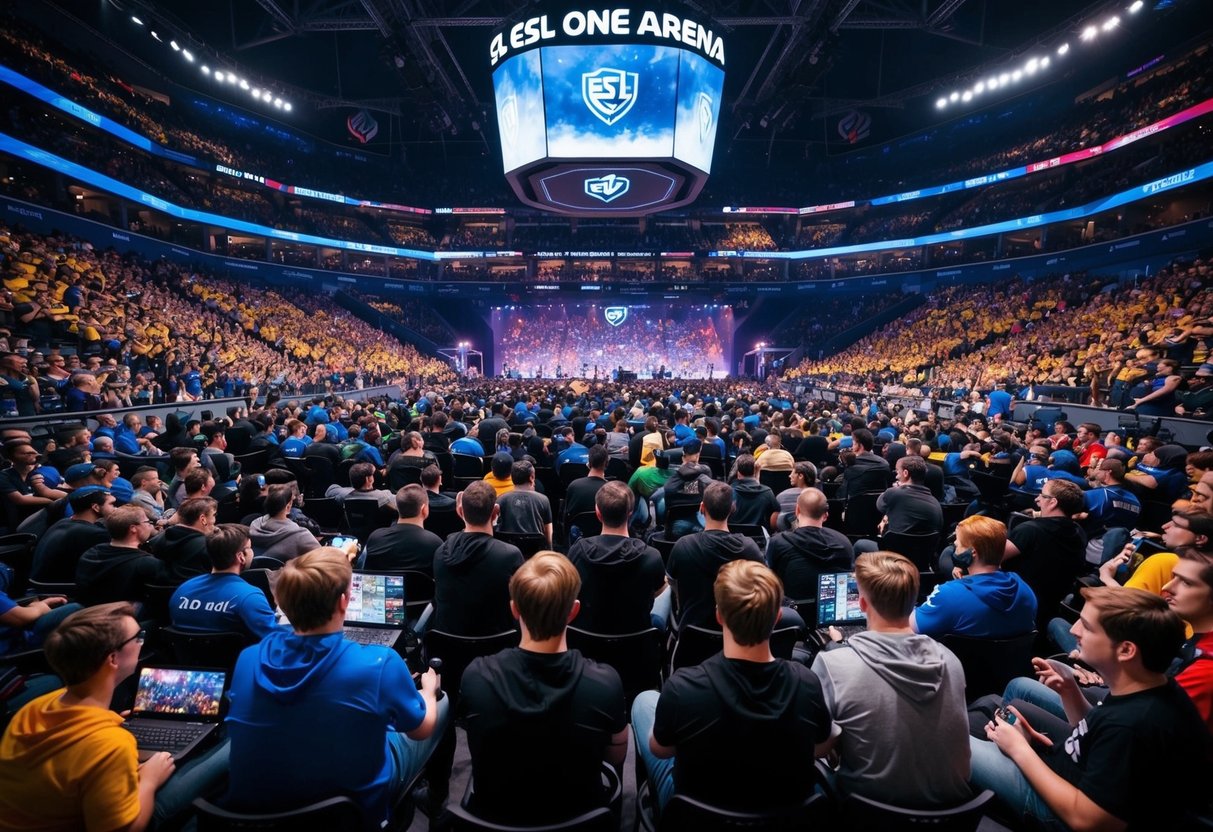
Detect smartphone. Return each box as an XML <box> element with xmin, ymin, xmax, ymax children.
<box><xmin>331</xmin><ymin>536</ymin><xmax>358</xmax><ymax>551</ymax></box>
<box><xmin>994</xmin><ymin>707</ymin><xmax>1018</xmax><ymax>725</ymax></box>
<box><xmin>256</xmin><ymin>475</ymin><xmax>266</xmax><ymax>488</ymax></box>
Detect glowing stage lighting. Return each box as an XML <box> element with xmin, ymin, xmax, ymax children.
<box><xmin>239</xmin><ymin>79</ymin><xmax>250</xmax><ymax>90</ymax></box>
<box><xmin>182</xmin><ymin>49</ymin><xmax>194</xmax><ymax>62</ymax></box>
<box><xmin>961</xmin><ymin>91</ymin><xmax>973</xmax><ymax>102</ymax></box>
<box><xmin>150</xmin><ymin>30</ymin><xmax>161</xmax><ymax>42</ymax></box>
<box><xmin>201</xmin><ymin>65</ymin><xmax>210</xmax><ymax>75</ymax></box>
<box><xmin>130</xmin><ymin>16</ymin><xmax>143</xmax><ymax>25</ymax></box>
<box><xmin>1128</xmin><ymin>0</ymin><xmax>1144</xmax><ymax>12</ymax></box>
<box><xmin>170</xmin><ymin>40</ymin><xmax>180</xmax><ymax>51</ymax></box>
<box><xmin>1081</xmin><ymin>25</ymin><xmax>1097</xmax><ymax>40</ymax></box>
<box><xmin>1057</xmin><ymin>42</ymin><xmax>1070</xmax><ymax>55</ymax></box>
<box><xmin>273</xmin><ymin>98</ymin><xmax>283</xmax><ymax>108</ymax></box>
<box><xmin>999</xmin><ymin>72</ymin><xmax>1010</xmax><ymax>84</ymax></box>
<box><xmin>251</xmin><ymin>89</ymin><xmax>261</xmax><ymax>99</ymax></box>
<box><xmin>1040</xmin><ymin>56</ymin><xmax>1050</xmax><ymax>68</ymax></box>
<box><xmin>936</xmin><ymin>98</ymin><xmax>947</xmax><ymax>109</ymax></box>
<box><xmin>1011</xmin><ymin>69</ymin><xmax>1023</xmax><ymax>82</ymax></box>
<box><xmin>1102</xmin><ymin>16</ymin><xmax>1120</xmax><ymax>30</ymax></box>
<box><xmin>1025</xmin><ymin>57</ymin><xmax>1039</xmax><ymax>74</ymax></box>
<box><xmin>949</xmin><ymin>91</ymin><xmax>960</xmax><ymax>102</ymax></box>
<box><xmin>974</xmin><ymin>81</ymin><xmax>985</xmax><ymax>94</ymax></box>
<box><xmin>987</xmin><ymin>76</ymin><xmax>999</xmax><ymax>89</ymax></box>
<box><xmin>284</xmin><ymin>102</ymin><xmax>292</xmax><ymax>112</ymax></box>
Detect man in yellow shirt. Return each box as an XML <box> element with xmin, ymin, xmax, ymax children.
<box><xmin>0</xmin><ymin>603</ymin><xmax>228</xmax><ymax>831</ymax></box>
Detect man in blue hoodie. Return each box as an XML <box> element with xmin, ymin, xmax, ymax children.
<box><xmin>224</xmin><ymin>547</ymin><xmax>446</xmax><ymax>828</ymax></box>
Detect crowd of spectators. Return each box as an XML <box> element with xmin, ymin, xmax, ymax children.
<box><xmin>354</xmin><ymin>292</ymin><xmax>457</xmax><ymax>345</ymax></box>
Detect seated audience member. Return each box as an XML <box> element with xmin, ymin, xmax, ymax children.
<box><xmin>1127</xmin><ymin>443</ymin><xmax>1190</xmax><ymax>502</ymax></box>
<box><xmin>0</xmin><ymin>579</ymin><xmax>78</xmax><ymax>654</ymax></box>
<box><xmin>765</xmin><ymin>488</ymin><xmax>854</xmax><ymax>603</ymax></box>
<box><xmin>563</xmin><ymin>445</ymin><xmax>609</xmax><ymax>542</ymax></box>
<box><xmin>164</xmin><ymin>447</ymin><xmax>201</xmax><ymax>508</ymax></box>
<box><xmin>912</xmin><ymin>516</ymin><xmax>1037</xmax><ymax>639</ymax></box>
<box><xmin>495</xmin><ymin>460</ymin><xmax>553</xmax><ymax>547</ymax></box>
<box><xmin>812</xmin><ymin>552</ymin><xmax>971</xmax><ymax>807</ymax></box>
<box><xmin>421</xmin><ymin>463</ymin><xmax>457</xmax><ymax>511</ymax></box>
<box><xmin>224</xmin><ymin>548</ymin><xmax>445</xmax><ymax>827</ymax></box>
<box><xmin>633</xmin><ymin>560</ymin><xmax>831</xmax><ymax>813</ymax></box>
<box><xmin>280</xmin><ymin>419</ymin><xmax>311</xmax><ymax>458</ymax></box>
<box><xmin>667</xmin><ymin>482</ymin><xmax>764</xmax><ymax>630</ymax></box>
<box><xmin>661</xmin><ymin>439</ymin><xmax>714</xmax><ymax>535</ymax></box>
<box><xmin>29</xmin><ymin>486</ymin><xmax>114</xmax><ymax>582</ymax></box>
<box><xmin>483</xmin><ymin>452</ymin><xmax>516</xmax><ymax>497</ymax></box>
<box><xmin>971</xmin><ymin>588</ymin><xmax>1212</xmax><ymax>830</ymax></box>
<box><xmin>326</xmin><ymin>462</ymin><xmax>395</xmax><ymax>510</ymax></box>
<box><xmin>0</xmin><ymin>603</ymin><xmax>229</xmax><ymax>830</ymax></box>
<box><xmin>170</xmin><ymin>524</ymin><xmax>281</xmax><ymax>639</ymax></box>
<box><xmin>855</xmin><ymin>455</ymin><xmax>943</xmax><ymax>553</ymax></box>
<box><xmin>0</xmin><ymin>442</ymin><xmax>68</xmax><ymax>528</ymax></box>
<box><xmin>1002</xmin><ymin>479</ymin><xmax>1088</xmax><ymax>632</ymax></box>
<box><xmin>730</xmin><ymin>454</ymin><xmax>780</xmax><ymax>529</ymax></box>
<box><xmin>128</xmin><ymin>467</ymin><xmax>166</xmax><ymax>519</ymax></box>
<box><xmin>460</xmin><ymin>552</ymin><xmax>627</xmax><ymax>824</ymax></box>
<box><xmin>755</xmin><ymin>432</ymin><xmax>795</xmax><ymax>472</ymax></box>
<box><xmin>431</xmin><ymin>481</ymin><xmax>525</xmax><ymax>635</ymax></box>
<box><xmin>363</xmin><ymin>484</ymin><xmax>443</xmax><ymax>573</ymax></box>
<box><xmin>248</xmin><ymin>483</ymin><xmax>322</xmax><ymax>562</ymax></box>
<box><xmin>838</xmin><ymin>429</ymin><xmax>890</xmax><ymax>498</ymax></box>
<box><xmin>568</xmin><ymin>482</ymin><xmax>669</xmax><ymax>633</ymax></box>
<box><xmin>1081</xmin><ymin>459</ymin><xmax>1142</xmax><ymax>563</ymax></box>
<box><xmin>774</xmin><ymin>461</ymin><xmax>816</xmax><ymax>531</ymax></box>
<box><xmin>145</xmin><ymin>497</ymin><xmax>217</xmax><ymax>581</ymax></box>
<box><xmin>75</xmin><ymin>506</ymin><xmax>170</xmax><ymax>606</ymax></box>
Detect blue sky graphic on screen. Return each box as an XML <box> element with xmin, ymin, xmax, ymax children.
<box><xmin>543</xmin><ymin>44</ymin><xmax>677</xmax><ymax>158</ymax></box>
<box><xmin>493</xmin><ymin>50</ymin><xmax>546</xmax><ymax>172</ymax></box>
<box><xmin>674</xmin><ymin>52</ymin><xmax>724</xmax><ymax>172</ymax></box>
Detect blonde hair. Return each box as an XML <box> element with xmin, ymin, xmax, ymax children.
<box><xmin>955</xmin><ymin>515</ymin><xmax>1007</xmax><ymax>567</ymax></box>
<box><xmin>509</xmin><ymin>551</ymin><xmax>580</xmax><ymax>640</ymax></box>
<box><xmin>714</xmin><ymin>560</ymin><xmax>783</xmax><ymax>646</ymax></box>
<box><xmin>276</xmin><ymin>548</ymin><xmax>352</xmax><ymax>631</ymax></box>
<box><xmin>854</xmin><ymin>551</ymin><xmax>919</xmax><ymax>620</ymax></box>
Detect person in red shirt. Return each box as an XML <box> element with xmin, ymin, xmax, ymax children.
<box><xmin>1073</xmin><ymin>422</ymin><xmax>1107</xmax><ymax>470</ymax></box>
<box><xmin>1163</xmin><ymin>544</ymin><xmax>1213</xmax><ymax>730</ymax></box>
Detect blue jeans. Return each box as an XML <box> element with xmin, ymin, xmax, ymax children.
<box><xmin>153</xmin><ymin>739</ymin><xmax>231</xmax><ymax>827</ymax></box>
<box><xmin>28</xmin><ymin>603</ymin><xmax>83</xmax><ymax>646</ymax></box>
<box><xmin>1095</xmin><ymin>527</ymin><xmax>1132</xmax><ymax>566</ymax></box>
<box><xmin>631</xmin><ymin>690</ymin><xmax>676</xmax><ymax>811</ymax></box>
<box><xmin>968</xmin><ymin>737</ymin><xmax>1066</xmax><ymax>831</ymax></box>
<box><xmin>651</xmin><ymin>586</ymin><xmax>673</xmax><ymax>632</ymax></box>
<box><xmin>1047</xmin><ymin>617</ymin><xmax>1078</xmax><ymax>655</ymax></box>
<box><xmin>387</xmin><ymin>693</ymin><xmax>449</xmax><ymax>794</ymax></box>
<box><xmin>1001</xmin><ymin>677</ymin><xmax>1067</xmax><ymax>722</ymax></box>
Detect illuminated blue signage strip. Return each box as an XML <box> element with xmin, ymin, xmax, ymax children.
<box><xmin>0</xmin><ymin>132</ymin><xmax>438</xmax><ymax>261</ymax></box>
<box><xmin>729</xmin><ymin>162</ymin><xmax>1212</xmax><ymax>260</ymax></box>
<box><xmin>0</xmin><ymin>65</ymin><xmax>201</xmax><ymax>168</ymax></box>
<box><xmin>868</xmin><ymin>166</ymin><xmax>1030</xmax><ymax>206</ymax></box>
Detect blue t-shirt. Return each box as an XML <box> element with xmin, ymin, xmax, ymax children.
<box><xmin>914</xmin><ymin>571</ymin><xmax>1037</xmax><ymax>639</ymax></box>
<box><xmin>281</xmin><ymin>436</ymin><xmax>312</xmax><ymax>458</ymax></box>
<box><xmin>1012</xmin><ymin>464</ymin><xmax>1050</xmax><ymax>495</ymax></box>
<box><xmin>0</xmin><ymin>590</ymin><xmax>26</xmax><ymax>654</ymax></box>
<box><xmin>555</xmin><ymin>443</ymin><xmax>590</xmax><ymax>470</ymax></box>
<box><xmin>986</xmin><ymin>390</ymin><xmax>1012</xmax><ymax>418</ymax></box>
<box><xmin>170</xmin><ymin>573</ymin><xmax>281</xmax><ymax>639</ymax></box>
<box><xmin>182</xmin><ymin>371</ymin><xmax>203</xmax><ymax>396</ymax></box>
<box><xmin>1132</xmin><ymin>464</ymin><xmax>1189</xmax><ymax>502</ymax></box>
<box><xmin>226</xmin><ymin>632</ymin><xmax>426</xmax><ymax>825</ymax></box>
<box><xmin>113</xmin><ymin>427</ymin><xmax>141</xmax><ymax>455</ymax></box>
<box><xmin>451</xmin><ymin>435</ymin><xmax>486</xmax><ymax>456</ymax></box>
<box><xmin>1084</xmin><ymin>486</ymin><xmax>1142</xmax><ymax>530</ymax></box>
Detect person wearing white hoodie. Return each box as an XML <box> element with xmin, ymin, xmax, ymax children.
<box><xmin>812</xmin><ymin>551</ymin><xmax>972</xmax><ymax>808</ymax></box>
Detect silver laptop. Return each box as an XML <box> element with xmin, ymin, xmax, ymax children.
<box><xmin>343</xmin><ymin>570</ymin><xmax>408</xmax><ymax>648</ymax></box>
<box><xmin>816</xmin><ymin>571</ymin><xmax>867</xmax><ymax>638</ymax></box>
<box><xmin>123</xmin><ymin>666</ymin><xmax>226</xmax><ymax>762</ymax></box>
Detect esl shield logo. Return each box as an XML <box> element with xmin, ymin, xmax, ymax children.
<box><xmin>697</xmin><ymin>92</ymin><xmax>713</xmax><ymax>142</ymax></box>
<box><xmin>604</xmin><ymin>307</ymin><xmax>628</xmax><ymax>327</ymax></box>
<box><xmin>498</xmin><ymin>95</ymin><xmax>518</xmax><ymax>145</ymax></box>
<box><xmin>584</xmin><ymin>174</ymin><xmax>630</xmax><ymax>203</ymax></box>
<box><xmin>582</xmin><ymin>68</ymin><xmax>639</xmax><ymax>126</ymax></box>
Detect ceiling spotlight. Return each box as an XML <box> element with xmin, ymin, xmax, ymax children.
<box><xmin>251</xmin><ymin>89</ymin><xmax>261</xmax><ymax>99</ymax></box>
<box><xmin>273</xmin><ymin>97</ymin><xmax>283</xmax><ymax>108</ymax></box>
<box><xmin>949</xmin><ymin>91</ymin><xmax>960</xmax><ymax>102</ymax></box>
<box><xmin>1025</xmin><ymin>57</ymin><xmax>1039</xmax><ymax>74</ymax></box>
<box><xmin>130</xmin><ymin>15</ymin><xmax>143</xmax><ymax>25</ymax></box>
<box><xmin>227</xmin><ymin>73</ymin><xmax>237</xmax><ymax>84</ymax></box>
<box><xmin>962</xmin><ymin>91</ymin><xmax>973</xmax><ymax>102</ymax></box>
<box><xmin>170</xmin><ymin>40</ymin><xmax>180</xmax><ymax>51</ymax></box>
<box><xmin>987</xmin><ymin>76</ymin><xmax>999</xmax><ymax>89</ymax></box>
<box><xmin>936</xmin><ymin>98</ymin><xmax>947</xmax><ymax>109</ymax></box>
<box><xmin>1041</xmin><ymin>56</ymin><xmax>1050</xmax><ymax>68</ymax></box>
<box><xmin>1102</xmin><ymin>16</ymin><xmax>1120</xmax><ymax>30</ymax></box>
<box><xmin>150</xmin><ymin>30</ymin><xmax>161</xmax><ymax>42</ymax></box>
<box><xmin>239</xmin><ymin>79</ymin><xmax>249</xmax><ymax>90</ymax></box>
<box><xmin>1081</xmin><ymin>25</ymin><xmax>1098</xmax><ymax>40</ymax></box>
<box><xmin>182</xmin><ymin>49</ymin><xmax>194</xmax><ymax>62</ymax></box>
<box><xmin>1128</xmin><ymin>0</ymin><xmax>1144</xmax><ymax>12</ymax></box>
<box><xmin>201</xmin><ymin>65</ymin><xmax>210</xmax><ymax>75</ymax></box>
<box><xmin>1057</xmin><ymin>42</ymin><xmax>1070</xmax><ymax>55</ymax></box>
<box><xmin>974</xmin><ymin>81</ymin><xmax>985</xmax><ymax>94</ymax></box>
<box><xmin>283</xmin><ymin>102</ymin><xmax>292</xmax><ymax>112</ymax></box>
<box><xmin>999</xmin><ymin>72</ymin><xmax>1010</xmax><ymax>84</ymax></box>
<box><xmin>1012</xmin><ymin>69</ymin><xmax>1023</xmax><ymax>81</ymax></box>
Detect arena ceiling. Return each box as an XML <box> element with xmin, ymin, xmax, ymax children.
<box><xmin>55</xmin><ymin>0</ymin><xmax>1198</xmax><ymax>151</ymax></box>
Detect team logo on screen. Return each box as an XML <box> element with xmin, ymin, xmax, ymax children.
<box><xmin>604</xmin><ymin>307</ymin><xmax>629</xmax><ymax>326</ymax></box>
<box><xmin>696</xmin><ymin>92</ymin><xmax>713</xmax><ymax>142</ymax></box>
<box><xmin>582</xmin><ymin>68</ymin><xmax>639</xmax><ymax>126</ymax></box>
<box><xmin>498</xmin><ymin>95</ymin><xmax>519</xmax><ymax>144</ymax></box>
<box><xmin>584</xmin><ymin>174</ymin><xmax>630</xmax><ymax>203</ymax></box>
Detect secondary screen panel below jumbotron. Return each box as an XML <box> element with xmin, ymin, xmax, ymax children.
<box><xmin>491</xmin><ymin>303</ymin><xmax>731</xmax><ymax>378</ymax></box>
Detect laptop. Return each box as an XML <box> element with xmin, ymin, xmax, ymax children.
<box><xmin>816</xmin><ymin>571</ymin><xmax>867</xmax><ymax>640</ymax></box>
<box><xmin>123</xmin><ymin>666</ymin><xmax>226</xmax><ymax>762</ymax></box>
<box><xmin>343</xmin><ymin>570</ymin><xmax>408</xmax><ymax>649</ymax></box>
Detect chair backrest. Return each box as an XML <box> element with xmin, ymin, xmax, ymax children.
<box><xmin>604</xmin><ymin>458</ymin><xmax>632</xmax><ymax>482</ymax></box>
<box><xmin>559</xmin><ymin>463</ymin><xmax>590</xmax><ymax>487</ymax></box>
<box><xmin>248</xmin><ymin>556</ymin><xmax>285</xmax><ymax>571</ymax></box>
<box><xmin>567</xmin><ymin>626</ymin><xmax>662</xmax><ymax>704</ymax></box>
<box><xmin>26</xmin><ymin>578</ymin><xmax>77</xmax><ymax>597</ymax></box>
<box><xmin>301</xmin><ymin>456</ymin><xmax>336</xmax><ymax>497</ymax></box>
<box><xmin>142</xmin><ymin>583</ymin><xmax>181</xmax><ymax>627</ymax></box>
<box><xmin>494</xmin><ymin>531</ymin><xmax>549</xmax><ymax>560</ymax></box>
<box><xmin>241</xmin><ymin>568</ymin><xmax>276</xmax><ymax>607</ymax></box>
<box><xmin>334</xmin><ymin>459</ymin><xmax>358</xmax><ymax>488</ymax></box>
<box><xmin>702</xmin><ymin>456</ymin><xmax>726</xmax><ymax>481</ymax></box>
<box><xmin>224</xmin><ymin>427</ymin><xmax>252</xmax><ymax>455</ymax></box>
<box><xmin>940</xmin><ymin>632</ymin><xmax>1036</xmax><ymax>702</ymax></box>
<box><xmin>302</xmin><ymin>497</ymin><xmax>344</xmax><ymax>533</ymax></box>
<box><xmin>662</xmin><ymin>498</ymin><xmax>703</xmax><ymax>538</ymax></box>
<box><xmin>424</xmin><ymin>506</ymin><xmax>464</xmax><ymax>539</ymax></box>
<box><xmin>192</xmin><ymin>795</ymin><xmax>364</xmax><ymax>832</ymax></box>
<box><xmin>233</xmin><ymin>449</ymin><xmax>270</xmax><ymax>476</ymax></box>
<box><xmin>728</xmin><ymin>523</ymin><xmax>768</xmax><ymax>549</ymax></box>
<box><xmin>163</xmin><ymin>626</ymin><xmax>253</xmax><ymax>673</ymax></box>
<box><xmin>399</xmin><ymin>569</ymin><xmax>436</xmax><ymax>621</ymax></box>
<box><xmin>970</xmin><ymin>471</ymin><xmax>1010</xmax><ymax>504</ymax></box>
<box><xmin>422</xmin><ymin>629</ymin><xmax>521</xmax><ymax>703</ymax></box>
<box><xmin>842</xmin><ymin>789</ymin><xmax>994</xmax><ymax>832</ymax></box>
<box><xmin>343</xmin><ymin>498</ymin><xmax>393</xmax><ymax>543</ymax></box>
<box><xmin>670</xmin><ymin>625</ymin><xmax>723</xmax><ymax>673</ymax></box>
<box><xmin>879</xmin><ymin>531</ymin><xmax>941</xmax><ymax>572</ymax></box>
<box><xmin>0</xmin><ymin>533</ymin><xmax>38</xmax><ymax>597</ymax></box>
<box><xmin>452</xmin><ymin>452</ymin><xmax>485</xmax><ymax>479</ymax></box>
<box><xmin>566</xmin><ymin>511</ymin><xmax>603</xmax><ymax>539</ymax></box>
<box><xmin>659</xmin><ymin>790</ymin><xmax>829</xmax><ymax>832</ymax></box>
<box><xmin>758</xmin><ymin>469</ymin><xmax>791</xmax><ymax>495</ymax></box>
<box><xmin>844</xmin><ymin>492</ymin><xmax>884</xmax><ymax>537</ymax></box>
<box><xmin>386</xmin><ymin>462</ymin><xmax>424</xmax><ymax>491</ymax></box>
<box><xmin>449</xmin><ymin>763</ymin><xmax>620</xmax><ymax>832</ymax></box>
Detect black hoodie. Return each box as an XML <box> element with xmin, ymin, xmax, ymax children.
<box><xmin>145</xmin><ymin>525</ymin><xmax>211</xmax><ymax>581</ymax></box>
<box><xmin>74</xmin><ymin>543</ymin><xmax>171</xmax><ymax>606</ymax></box>
<box><xmin>668</xmin><ymin>530</ymin><xmax>763</xmax><ymax>629</ymax></box>
<box><xmin>567</xmin><ymin>534</ymin><xmax>665</xmax><ymax>634</ymax></box>
<box><xmin>764</xmin><ymin>525</ymin><xmax>854</xmax><ymax>603</ymax></box>
<box><xmin>432</xmin><ymin>531</ymin><xmax>524</xmax><ymax>635</ymax></box>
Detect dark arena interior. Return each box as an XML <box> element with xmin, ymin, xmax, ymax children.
<box><xmin>0</xmin><ymin>0</ymin><xmax>1212</xmax><ymax>828</ymax></box>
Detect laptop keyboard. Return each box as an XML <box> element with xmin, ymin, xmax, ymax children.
<box><xmin>125</xmin><ymin>722</ymin><xmax>210</xmax><ymax>751</ymax></box>
<box><xmin>343</xmin><ymin>627</ymin><xmax>399</xmax><ymax>647</ymax></box>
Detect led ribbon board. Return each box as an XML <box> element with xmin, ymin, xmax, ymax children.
<box><xmin>490</xmin><ymin>3</ymin><xmax>725</xmax><ymax>215</ymax></box>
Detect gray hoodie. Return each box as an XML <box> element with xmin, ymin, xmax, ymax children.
<box><xmin>248</xmin><ymin>515</ymin><xmax>321</xmax><ymax>562</ymax></box>
<box><xmin>811</xmin><ymin>631</ymin><xmax>971</xmax><ymax>807</ymax></box>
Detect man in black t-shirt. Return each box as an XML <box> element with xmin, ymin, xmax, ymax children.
<box><xmin>667</xmin><ymin>482</ymin><xmax>763</xmax><ymax>630</ymax></box>
<box><xmin>633</xmin><ymin>559</ymin><xmax>832</xmax><ymax>814</ymax></box>
<box><xmin>972</xmin><ymin>587</ymin><xmax>1212</xmax><ymax>830</ymax></box>
<box><xmin>1002</xmin><ymin>479</ymin><xmax>1088</xmax><ymax>631</ymax></box>
<box><xmin>729</xmin><ymin>454</ymin><xmax>780</xmax><ymax>530</ymax></box>
<box><xmin>29</xmin><ymin>487</ymin><xmax>114</xmax><ymax>582</ymax></box>
<box><xmin>564</xmin><ymin>445</ymin><xmax>609</xmax><ymax>542</ymax></box>
<box><xmin>363</xmin><ymin>484</ymin><xmax>443</xmax><ymax>574</ymax></box>
<box><xmin>460</xmin><ymin>552</ymin><xmax>627</xmax><ymax>824</ymax></box>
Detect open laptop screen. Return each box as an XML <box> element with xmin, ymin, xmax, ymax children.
<box><xmin>131</xmin><ymin>667</ymin><xmax>225</xmax><ymax>717</ymax></box>
<box><xmin>816</xmin><ymin>572</ymin><xmax>866</xmax><ymax>627</ymax></box>
<box><xmin>346</xmin><ymin>571</ymin><xmax>407</xmax><ymax>627</ymax></box>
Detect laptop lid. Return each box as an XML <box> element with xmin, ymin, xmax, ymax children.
<box><xmin>816</xmin><ymin>572</ymin><xmax>866</xmax><ymax>628</ymax></box>
<box><xmin>344</xmin><ymin>570</ymin><xmax>407</xmax><ymax>630</ymax></box>
<box><xmin>129</xmin><ymin>666</ymin><xmax>226</xmax><ymax>723</ymax></box>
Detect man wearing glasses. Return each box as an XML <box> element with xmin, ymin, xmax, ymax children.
<box><xmin>74</xmin><ymin>505</ymin><xmax>170</xmax><ymax>607</ymax></box>
<box><xmin>1003</xmin><ymin>480</ymin><xmax>1087</xmax><ymax>633</ymax></box>
<box><xmin>0</xmin><ymin>603</ymin><xmax>229</xmax><ymax>830</ymax></box>
<box><xmin>171</xmin><ymin>524</ymin><xmax>282</xmax><ymax>639</ymax></box>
